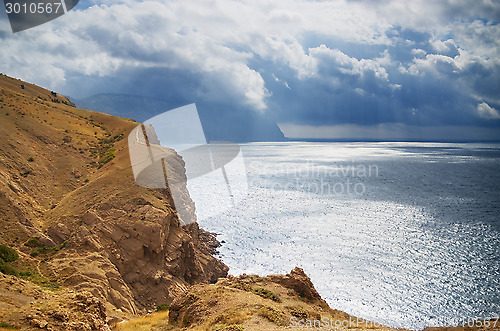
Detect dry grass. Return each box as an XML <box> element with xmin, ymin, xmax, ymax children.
<box><xmin>0</xmin><ymin>73</ymin><xmax>142</xmax><ymax>283</ymax></box>
<box><xmin>211</xmin><ymin>324</ymin><xmax>245</xmax><ymax>331</ymax></box>
<box><xmin>257</xmin><ymin>305</ymin><xmax>287</xmax><ymax>326</ymax></box>
<box><xmin>113</xmin><ymin>311</ymin><xmax>171</xmax><ymax>331</ymax></box>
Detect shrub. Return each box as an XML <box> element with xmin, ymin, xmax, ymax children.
<box><xmin>212</xmin><ymin>310</ymin><xmax>248</xmax><ymax>326</ymax></box>
<box><xmin>185</xmin><ymin>293</ymin><xmax>200</xmax><ymax>305</ymax></box>
<box><xmin>257</xmin><ymin>306</ymin><xmax>287</xmax><ymax>326</ymax></box>
<box><xmin>0</xmin><ymin>260</ymin><xmax>18</xmax><ymax>276</ymax></box>
<box><xmin>0</xmin><ymin>322</ymin><xmax>16</xmax><ymax>329</ymax></box>
<box><xmin>287</xmin><ymin>305</ymin><xmax>309</xmax><ymax>319</ymax></box>
<box><xmin>99</xmin><ymin>148</ymin><xmax>116</xmax><ymax>165</ymax></box>
<box><xmin>25</xmin><ymin>238</ymin><xmax>63</xmax><ymax>258</ymax></box>
<box><xmin>211</xmin><ymin>325</ymin><xmax>245</xmax><ymax>331</ymax></box>
<box><xmin>0</xmin><ymin>244</ymin><xmax>18</xmax><ymax>263</ymax></box>
<box><xmin>41</xmin><ymin>281</ymin><xmax>59</xmax><ymax>291</ymax></box>
<box><xmin>252</xmin><ymin>287</ymin><xmax>281</xmax><ymax>302</ymax></box>
<box><xmin>25</xmin><ymin>238</ymin><xmax>42</xmax><ymax>248</ymax></box>
<box><xmin>156</xmin><ymin>304</ymin><xmax>169</xmax><ymax>312</ymax></box>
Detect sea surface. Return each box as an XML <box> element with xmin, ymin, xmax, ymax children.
<box><xmin>198</xmin><ymin>142</ymin><xmax>500</xmax><ymax>330</ymax></box>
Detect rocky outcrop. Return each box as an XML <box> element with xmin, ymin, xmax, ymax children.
<box><xmin>0</xmin><ymin>75</ymin><xmax>229</xmax><ymax>324</ymax></box>
<box><xmin>49</xmin><ymin>202</ymin><xmax>228</xmax><ymax>314</ymax></box>
<box><xmin>166</xmin><ymin>268</ymin><xmax>394</xmax><ymax>331</ymax></box>
<box><xmin>44</xmin><ymin>159</ymin><xmax>229</xmax><ymax>315</ymax></box>
<box><xmin>268</xmin><ymin>267</ymin><xmax>323</xmax><ymax>302</ymax></box>
<box><xmin>0</xmin><ymin>273</ymin><xmax>109</xmax><ymax>331</ymax></box>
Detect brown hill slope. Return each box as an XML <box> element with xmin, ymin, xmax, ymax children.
<box><xmin>117</xmin><ymin>267</ymin><xmax>401</xmax><ymax>331</ymax></box>
<box><xmin>0</xmin><ymin>74</ymin><xmax>227</xmax><ymax>328</ymax></box>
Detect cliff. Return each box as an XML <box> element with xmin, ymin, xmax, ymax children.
<box><xmin>0</xmin><ymin>74</ymin><xmax>227</xmax><ymax>328</ymax></box>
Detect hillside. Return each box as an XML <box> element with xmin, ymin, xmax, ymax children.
<box><xmin>0</xmin><ymin>74</ymin><xmax>227</xmax><ymax>329</ymax></box>
<box><xmin>118</xmin><ymin>267</ymin><xmax>408</xmax><ymax>331</ymax></box>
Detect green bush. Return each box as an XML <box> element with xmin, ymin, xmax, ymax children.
<box><xmin>257</xmin><ymin>306</ymin><xmax>286</xmax><ymax>325</ymax></box>
<box><xmin>0</xmin><ymin>260</ymin><xmax>18</xmax><ymax>276</ymax></box>
<box><xmin>252</xmin><ymin>287</ymin><xmax>281</xmax><ymax>302</ymax></box>
<box><xmin>0</xmin><ymin>321</ymin><xmax>16</xmax><ymax>329</ymax></box>
<box><xmin>41</xmin><ymin>281</ymin><xmax>59</xmax><ymax>291</ymax></box>
<box><xmin>99</xmin><ymin>148</ymin><xmax>116</xmax><ymax>165</ymax></box>
<box><xmin>0</xmin><ymin>244</ymin><xmax>18</xmax><ymax>263</ymax></box>
<box><xmin>25</xmin><ymin>238</ymin><xmax>63</xmax><ymax>258</ymax></box>
<box><xmin>25</xmin><ymin>238</ymin><xmax>42</xmax><ymax>248</ymax></box>
<box><xmin>156</xmin><ymin>304</ymin><xmax>170</xmax><ymax>312</ymax></box>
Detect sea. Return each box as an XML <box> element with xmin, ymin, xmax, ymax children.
<box><xmin>198</xmin><ymin>142</ymin><xmax>500</xmax><ymax>330</ymax></box>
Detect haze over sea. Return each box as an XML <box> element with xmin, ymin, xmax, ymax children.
<box><xmin>199</xmin><ymin>142</ymin><xmax>500</xmax><ymax>330</ymax></box>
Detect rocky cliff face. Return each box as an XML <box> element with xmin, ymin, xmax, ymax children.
<box><xmin>0</xmin><ymin>273</ymin><xmax>110</xmax><ymax>331</ymax></box>
<box><xmin>49</xmin><ymin>202</ymin><xmax>227</xmax><ymax>314</ymax></box>
<box><xmin>0</xmin><ymin>75</ymin><xmax>228</xmax><ymax>328</ymax></box>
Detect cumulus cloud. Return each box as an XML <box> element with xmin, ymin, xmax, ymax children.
<box><xmin>477</xmin><ymin>102</ymin><xmax>500</xmax><ymax>120</ymax></box>
<box><xmin>0</xmin><ymin>1</ymin><xmax>271</xmax><ymax>109</ymax></box>
<box><xmin>310</xmin><ymin>45</ymin><xmax>389</xmax><ymax>81</ymax></box>
<box><xmin>0</xmin><ymin>0</ymin><xmax>499</xmax><ymax>136</ymax></box>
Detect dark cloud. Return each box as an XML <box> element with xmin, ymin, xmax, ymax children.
<box><xmin>0</xmin><ymin>0</ymin><xmax>499</xmax><ymax>140</ymax></box>
<box><xmin>262</xmin><ymin>37</ymin><xmax>499</xmax><ymax>130</ymax></box>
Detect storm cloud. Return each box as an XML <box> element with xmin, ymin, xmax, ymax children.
<box><xmin>1</xmin><ymin>0</ymin><xmax>499</xmax><ymax>139</ymax></box>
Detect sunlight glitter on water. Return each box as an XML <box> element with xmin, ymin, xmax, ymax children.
<box><xmin>199</xmin><ymin>142</ymin><xmax>500</xmax><ymax>330</ymax></box>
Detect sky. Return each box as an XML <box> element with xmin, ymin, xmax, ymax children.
<box><xmin>1</xmin><ymin>0</ymin><xmax>500</xmax><ymax>140</ymax></box>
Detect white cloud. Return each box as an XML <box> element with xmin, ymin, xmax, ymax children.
<box><xmin>477</xmin><ymin>102</ymin><xmax>500</xmax><ymax>120</ymax></box>
<box><xmin>430</xmin><ymin>39</ymin><xmax>458</xmax><ymax>55</ymax></box>
<box><xmin>0</xmin><ymin>0</ymin><xmax>498</xmax><ymax>130</ymax></box>
<box><xmin>0</xmin><ymin>1</ymin><xmax>272</xmax><ymax>109</ymax></box>
<box><xmin>450</xmin><ymin>20</ymin><xmax>500</xmax><ymax>60</ymax></box>
<box><xmin>405</xmin><ymin>54</ymin><xmax>461</xmax><ymax>76</ymax></box>
<box><xmin>348</xmin><ymin>0</ymin><xmax>500</xmax><ymax>35</ymax></box>
<box><xmin>411</xmin><ymin>49</ymin><xmax>426</xmax><ymax>56</ymax></box>
<box><xmin>310</xmin><ymin>45</ymin><xmax>389</xmax><ymax>80</ymax></box>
